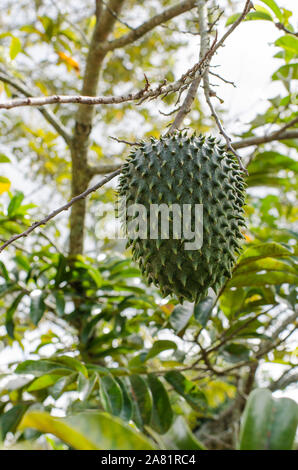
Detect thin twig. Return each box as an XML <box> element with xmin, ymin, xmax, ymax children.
<box><xmin>232</xmin><ymin>129</ymin><xmax>298</xmax><ymax>149</ymax></box>
<box><xmin>168</xmin><ymin>0</ymin><xmax>253</xmax><ymax>134</ymax></box>
<box><xmin>275</xmin><ymin>22</ymin><xmax>298</xmax><ymax>37</ymax></box>
<box><xmin>209</xmin><ymin>71</ymin><xmax>236</xmax><ymax>87</ymax></box>
<box><xmin>204</xmin><ymin>84</ymin><xmax>248</xmax><ymax>173</ymax></box>
<box><xmin>109</xmin><ymin>136</ymin><xmax>141</xmax><ymax>146</ymax></box>
<box><xmin>0</xmin><ymin>168</ymin><xmax>122</xmax><ymax>254</ymax></box>
<box><xmin>201</xmin><ymin>3</ymin><xmax>251</xmax><ymax>173</ymax></box>
<box><xmin>212</xmin><ymin>0</ymin><xmax>254</xmax><ymax>54</ymax></box>
<box><xmin>100</xmin><ymin>0</ymin><xmax>134</xmax><ymax>30</ymax></box>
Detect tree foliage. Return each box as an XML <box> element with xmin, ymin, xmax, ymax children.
<box><xmin>0</xmin><ymin>0</ymin><xmax>297</xmax><ymax>450</ymax></box>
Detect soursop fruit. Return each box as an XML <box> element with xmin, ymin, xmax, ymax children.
<box><xmin>118</xmin><ymin>132</ymin><xmax>246</xmax><ymax>303</ymax></box>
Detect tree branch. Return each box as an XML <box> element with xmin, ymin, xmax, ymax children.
<box><xmin>0</xmin><ymin>168</ymin><xmax>122</xmax><ymax>254</ymax></box>
<box><xmin>0</xmin><ymin>79</ymin><xmax>151</xmax><ymax>110</ymax></box>
<box><xmin>69</xmin><ymin>0</ymin><xmax>126</xmax><ymax>256</ymax></box>
<box><xmin>202</xmin><ymin>2</ymin><xmax>253</xmax><ymax>174</ymax></box>
<box><xmin>232</xmin><ymin>129</ymin><xmax>298</xmax><ymax>149</ymax></box>
<box><xmin>100</xmin><ymin>0</ymin><xmax>198</xmax><ymax>52</ymax></box>
<box><xmin>168</xmin><ymin>0</ymin><xmax>210</xmax><ymax>133</ymax></box>
<box><xmin>275</xmin><ymin>22</ymin><xmax>298</xmax><ymax>37</ymax></box>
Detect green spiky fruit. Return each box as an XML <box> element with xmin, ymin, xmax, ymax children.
<box><xmin>118</xmin><ymin>133</ymin><xmax>246</xmax><ymax>303</ymax></box>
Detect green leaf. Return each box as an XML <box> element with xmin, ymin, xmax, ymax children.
<box><xmin>239</xmin><ymin>389</ymin><xmax>298</xmax><ymax>450</ymax></box>
<box><xmin>238</xmin><ymin>242</ymin><xmax>292</xmax><ymax>265</ymax></box>
<box><xmin>54</xmin><ymin>291</ymin><xmax>65</xmax><ymax>317</ymax></box>
<box><xmin>115</xmin><ymin>377</ymin><xmax>133</xmax><ymax>421</ymax></box>
<box><xmin>0</xmin><ymin>261</ymin><xmax>9</xmax><ymax>281</ymax></box>
<box><xmin>165</xmin><ymin>371</ymin><xmax>207</xmax><ymax>412</ymax></box>
<box><xmin>0</xmin><ymin>405</ymin><xmax>28</xmax><ymax>440</ymax></box>
<box><xmin>145</xmin><ymin>340</ymin><xmax>177</xmax><ymax>361</ymax></box>
<box><xmin>15</xmin><ymin>360</ymin><xmax>73</xmax><ymax>377</ymax></box>
<box><xmin>7</xmin><ymin>192</ymin><xmax>24</xmax><ymax>217</ymax></box>
<box><xmin>228</xmin><ymin>270</ymin><xmax>297</xmax><ymax>288</ymax></box>
<box><xmin>221</xmin><ymin>343</ymin><xmax>251</xmax><ymax>363</ymax></box>
<box><xmin>170</xmin><ymin>304</ymin><xmax>193</xmax><ymax>333</ymax></box>
<box><xmin>194</xmin><ymin>296</ymin><xmax>214</xmax><ymax>326</ymax></box>
<box><xmin>247</xmin><ymin>151</ymin><xmax>298</xmax><ymax>177</ymax></box>
<box><xmin>52</xmin><ymin>356</ymin><xmax>88</xmax><ymax>377</ymax></box>
<box><xmin>9</xmin><ymin>36</ymin><xmax>22</xmax><ymax>60</ymax></box>
<box><xmin>49</xmin><ymin>373</ymin><xmax>77</xmax><ymax>400</ymax></box>
<box><xmin>30</xmin><ymin>292</ymin><xmax>46</xmax><ymax>325</ymax></box>
<box><xmin>18</xmin><ymin>410</ymin><xmax>156</xmax><ymax>450</ymax></box>
<box><xmin>226</xmin><ymin>10</ymin><xmax>272</xmax><ymax>26</ymax></box>
<box><xmin>0</xmin><ymin>154</ymin><xmax>11</xmax><ymax>163</ymax></box>
<box><xmin>6</xmin><ymin>292</ymin><xmax>25</xmax><ymax>338</ymax></box>
<box><xmin>129</xmin><ymin>374</ymin><xmax>153</xmax><ymax>427</ymax></box>
<box><xmin>54</xmin><ymin>255</ymin><xmax>67</xmax><ymax>287</ymax></box>
<box><xmin>147</xmin><ymin>374</ymin><xmax>173</xmax><ymax>434</ymax></box>
<box><xmin>160</xmin><ymin>416</ymin><xmax>206</xmax><ymax>450</ymax></box>
<box><xmin>219</xmin><ymin>288</ymin><xmax>246</xmax><ymax>317</ymax></box>
<box><xmin>235</xmin><ymin>257</ymin><xmax>297</xmax><ymax>276</ymax></box>
<box><xmin>260</xmin><ymin>0</ymin><xmax>283</xmax><ymax>21</ymax></box>
<box><xmin>272</xmin><ymin>63</ymin><xmax>298</xmax><ymax>81</ymax></box>
<box><xmin>27</xmin><ymin>374</ymin><xmax>63</xmax><ymax>392</ymax></box>
<box><xmin>275</xmin><ymin>35</ymin><xmax>298</xmax><ymax>54</ymax></box>
<box><xmin>100</xmin><ymin>375</ymin><xmax>123</xmax><ymax>417</ymax></box>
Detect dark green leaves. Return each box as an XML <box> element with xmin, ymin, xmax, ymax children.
<box><xmin>100</xmin><ymin>375</ymin><xmax>123</xmax><ymax>417</ymax></box>
<box><xmin>170</xmin><ymin>304</ymin><xmax>193</xmax><ymax>333</ymax></box>
<box><xmin>161</xmin><ymin>416</ymin><xmax>206</xmax><ymax>450</ymax></box>
<box><xmin>147</xmin><ymin>374</ymin><xmax>173</xmax><ymax>434</ymax></box>
<box><xmin>227</xmin><ymin>242</ymin><xmax>297</xmax><ymax>289</ymax></box>
<box><xmin>6</xmin><ymin>292</ymin><xmax>25</xmax><ymax>338</ymax></box>
<box><xmin>165</xmin><ymin>371</ymin><xmax>207</xmax><ymax>413</ymax></box>
<box><xmin>0</xmin><ymin>404</ymin><xmax>29</xmax><ymax>440</ymax></box>
<box><xmin>145</xmin><ymin>340</ymin><xmax>177</xmax><ymax>361</ymax></box>
<box><xmin>129</xmin><ymin>374</ymin><xmax>152</xmax><ymax>427</ymax></box>
<box><xmin>194</xmin><ymin>297</ymin><xmax>214</xmax><ymax>326</ymax></box>
<box><xmin>15</xmin><ymin>359</ymin><xmax>73</xmax><ymax>377</ymax></box>
<box><xmin>239</xmin><ymin>389</ymin><xmax>298</xmax><ymax>450</ymax></box>
<box><xmin>30</xmin><ymin>292</ymin><xmax>46</xmax><ymax>325</ymax></box>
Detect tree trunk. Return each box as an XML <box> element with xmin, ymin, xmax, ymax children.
<box><xmin>68</xmin><ymin>0</ymin><xmax>126</xmax><ymax>256</ymax></box>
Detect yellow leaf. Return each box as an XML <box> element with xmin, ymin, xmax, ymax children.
<box><xmin>57</xmin><ymin>51</ymin><xmax>80</xmax><ymax>73</ymax></box>
<box><xmin>0</xmin><ymin>176</ymin><xmax>11</xmax><ymax>195</ymax></box>
<box><xmin>242</xmin><ymin>232</ymin><xmax>253</xmax><ymax>242</ymax></box>
<box><xmin>161</xmin><ymin>303</ymin><xmax>175</xmax><ymax>315</ymax></box>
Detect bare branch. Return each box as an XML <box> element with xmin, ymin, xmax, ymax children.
<box><xmin>204</xmin><ymin>81</ymin><xmax>248</xmax><ymax>173</ymax></box>
<box><xmin>0</xmin><ymin>50</ymin><xmax>215</xmax><ymax>110</ymax></box>
<box><xmin>209</xmin><ymin>71</ymin><xmax>236</xmax><ymax>87</ymax></box>
<box><xmin>212</xmin><ymin>0</ymin><xmax>254</xmax><ymax>54</ymax></box>
<box><xmin>0</xmin><ymin>168</ymin><xmax>122</xmax><ymax>254</ymax></box>
<box><xmin>269</xmin><ymin>370</ymin><xmax>298</xmax><ymax>392</ymax></box>
<box><xmin>0</xmin><ymin>71</ymin><xmax>72</xmax><ymax>145</ymax></box>
<box><xmin>202</xmin><ymin>2</ymin><xmax>253</xmax><ymax>173</ymax></box>
<box><xmin>168</xmin><ymin>0</ymin><xmax>212</xmax><ymax>133</ymax></box>
<box><xmin>101</xmin><ymin>0</ymin><xmax>198</xmax><ymax>52</ymax></box>
<box><xmin>0</xmin><ymin>2</ymin><xmax>254</xmax><ymax>115</ymax></box>
<box><xmin>275</xmin><ymin>22</ymin><xmax>298</xmax><ymax>37</ymax></box>
<box><xmin>109</xmin><ymin>136</ymin><xmax>142</xmax><ymax>146</ymax></box>
<box><xmin>99</xmin><ymin>0</ymin><xmax>134</xmax><ymax>30</ymax></box>
<box><xmin>232</xmin><ymin>129</ymin><xmax>298</xmax><ymax>149</ymax></box>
